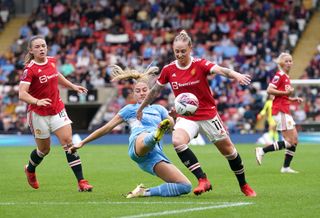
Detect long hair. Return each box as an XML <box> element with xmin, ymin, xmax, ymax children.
<box><xmin>24</xmin><ymin>35</ymin><xmax>45</xmax><ymax>65</ymax></box>
<box><xmin>110</xmin><ymin>65</ymin><xmax>159</xmax><ymax>86</ymax></box>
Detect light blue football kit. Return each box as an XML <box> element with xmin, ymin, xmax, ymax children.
<box><xmin>118</xmin><ymin>103</ymin><xmax>191</xmax><ymax>197</ymax></box>
<box><xmin>118</xmin><ymin>103</ymin><xmax>170</xmax><ymax>175</ymax></box>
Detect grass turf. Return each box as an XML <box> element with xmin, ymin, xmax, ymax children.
<box><xmin>0</xmin><ymin>144</ymin><xmax>319</xmax><ymax>218</ymax></box>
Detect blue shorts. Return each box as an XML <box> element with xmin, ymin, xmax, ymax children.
<box><xmin>128</xmin><ymin>133</ymin><xmax>170</xmax><ymax>175</ymax></box>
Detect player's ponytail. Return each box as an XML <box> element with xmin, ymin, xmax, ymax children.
<box><xmin>110</xmin><ymin>65</ymin><xmax>159</xmax><ymax>83</ymax></box>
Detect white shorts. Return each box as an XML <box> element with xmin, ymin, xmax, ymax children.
<box><xmin>174</xmin><ymin>115</ymin><xmax>228</xmax><ymax>143</ymax></box>
<box><xmin>27</xmin><ymin>109</ymin><xmax>72</xmax><ymax>139</ymax></box>
<box><xmin>272</xmin><ymin>112</ymin><xmax>295</xmax><ymax>131</ymax></box>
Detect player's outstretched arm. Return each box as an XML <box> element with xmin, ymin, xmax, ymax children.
<box><xmin>58</xmin><ymin>73</ymin><xmax>88</xmax><ymax>94</ymax></box>
<box><xmin>69</xmin><ymin>114</ymin><xmax>124</xmax><ymax>153</ymax></box>
<box><xmin>211</xmin><ymin>65</ymin><xmax>251</xmax><ymax>86</ymax></box>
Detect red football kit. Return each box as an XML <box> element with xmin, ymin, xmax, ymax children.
<box><xmin>270</xmin><ymin>70</ymin><xmax>291</xmax><ymax>115</ymax></box>
<box><xmin>20</xmin><ymin>57</ymin><xmax>64</xmax><ymax>116</ymax></box>
<box><xmin>157</xmin><ymin>57</ymin><xmax>216</xmax><ymax>121</ymax></box>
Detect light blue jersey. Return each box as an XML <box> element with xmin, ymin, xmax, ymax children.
<box><xmin>118</xmin><ymin>103</ymin><xmax>170</xmax><ymax>175</ymax></box>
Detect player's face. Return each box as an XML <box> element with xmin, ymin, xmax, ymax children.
<box><xmin>134</xmin><ymin>82</ymin><xmax>149</xmax><ymax>103</ymax></box>
<box><xmin>173</xmin><ymin>40</ymin><xmax>191</xmax><ymax>67</ymax></box>
<box><xmin>30</xmin><ymin>38</ymin><xmax>47</xmax><ymax>62</ymax></box>
<box><xmin>280</xmin><ymin>55</ymin><xmax>293</xmax><ymax>73</ymax></box>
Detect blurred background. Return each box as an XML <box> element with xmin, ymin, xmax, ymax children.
<box><xmin>0</xmin><ymin>0</ymin><xmax>319</xmax><ymax>143</ymax></box>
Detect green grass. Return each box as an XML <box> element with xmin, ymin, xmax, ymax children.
<box><xmin>0</xmin><ymin>144</ymin><xmax>319</xmax><ymax>218</ymax></box>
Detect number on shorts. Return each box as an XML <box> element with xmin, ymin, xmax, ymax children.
<box><xmin>211</xmin><ymin>118</ymin><xmax>223</xmax><ymax>130</ymax></box>
<box><xmin>59</xmin><ymin>111</ymin><xmax>66</xmax><ymax>118</ymax></box>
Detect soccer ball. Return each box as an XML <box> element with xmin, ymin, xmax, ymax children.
<box><xmin>174</xmin><ymin>92</ymin><xmax>199</xmax><ymax>116</ymax></box>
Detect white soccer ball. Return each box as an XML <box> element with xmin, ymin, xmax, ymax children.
<box><xmin>174</xmin><ymin>92</ymin><xmax>199</xmax><ymax>116</ymax></box>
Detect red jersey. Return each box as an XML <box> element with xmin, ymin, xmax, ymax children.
<box><xmin>270</xmin><ymin>70</ymin><xmax>291</xmax><ymax>115</ymax></box>
<box><xmin>157</xmin><ymin>57</ymin><xmax>216</xmax><ymax>121</ymax></box>
<box><xmin>20</xmin><ymin>57</ymin><xmax>64</xmax><ymax>116</ymax></box>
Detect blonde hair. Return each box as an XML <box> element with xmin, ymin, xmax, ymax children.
<box><xmin>24</xmin><ymin>35</ymin><xmax>46</xmax><ymax>65</ymax></box>
<box><xmin>110</xmin><ymin>65</ymin><xmax>159</xmax><ymax>84</ymax></box>
<box><xmin>174</xmin><ymin>30</ymin><xmax>192</xmax><ymax>47</ymax></box>
<box><xmin>275</xmin><ymin>52</ymin><xmax>292</xmax><ymax>68</ymax></box>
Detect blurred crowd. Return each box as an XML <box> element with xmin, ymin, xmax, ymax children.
<box><xmin>0</xmin><ymin>0</ymin><xmax>319</xmax><ymax>134</ymax></box>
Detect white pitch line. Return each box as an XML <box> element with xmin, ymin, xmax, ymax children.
<box><xmin>117</xmin><ymin>202</ymin><xmax>253</xmax><ymax>218</ymax></box>
<box><xmin>0</xmin><ymin>201</ymin><xmax>252</xmax><ymax>206</ymax></box>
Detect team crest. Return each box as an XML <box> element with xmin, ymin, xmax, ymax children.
<box><xmin>35</xmin><ymin>129</ymin><xmax>41</xmax><ymax>135</ymax></box>
<box><xmin>51</xmin><ymin>62</ymin><xmax>56</xmax><ymax>68</ymax></box>
<box><xmin>190</xmin><ymin>68</ymin><xmax>196</xmax><ymax>76</ymax></box>
<box><xmin>272</xmin><ymin>76</ymin><xmax>280</xmax><ymax>83</ymax></box>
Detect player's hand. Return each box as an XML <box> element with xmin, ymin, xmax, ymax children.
<box><xmin>36</xmin><ymin>98</ymin><xmax>52</xmax><ymax>106</ymax></box>
<box><xmin>68</xmin><ymin>142</ymin><xmax>84</xmax><ymax>154</ymax></box>
<box><xmin>73</xmin><ymin>85</ymin><xmax>88</xmax><ymax>94</ymax></box>
<box><xmin>292</xmin><ymin>97</ymin><xmax>304</xmax><ymax>103</ymax></box>
<box><xmin>168</xmin><ymin>107</ymin><xmax>178</xmax><ymax>119</ymax></box>
<box><xmin>236</xmin><ymin>74</ymin><xmax>251</xmax><ymax>86</ymax></box>
<box><xmin>256</xmin><ymin>114</ymin><xmax>262</xmax><ymax>120</ymax></box>
<box><xmin>285</xmin><ymin>87</ymin><xmax>294</xmax><ymax>95</ymax></box>
<box><xmin>137</xmin><ymin>108</ymin><xmax>143</xmax><ymax>120</ymax></box>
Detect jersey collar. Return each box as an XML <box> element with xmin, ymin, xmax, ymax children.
<box><xmin>175</xmin><ymin>56</ymin><xmax>193</xmax><ymax>70</ymax></box>
<box><xmin>32</xmin><ymin>58</ymin><xmax>48</xmax><ymax>66</ymax></box>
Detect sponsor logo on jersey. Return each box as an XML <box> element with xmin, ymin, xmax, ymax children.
<box><xmin>171</xmin><ymin>80</ymin><xmax>200</xmax><ymax>89</ymax></box>
<box><xmin>39</xmin><ymin>73</ymin><xmax>59</xmax><ymax>83</ymax></box>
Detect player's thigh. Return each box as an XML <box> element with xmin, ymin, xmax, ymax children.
<box><xmin>27</xmin><ymin>111</ymin><xmax>50</xmax><ymax>139</ymax></box>
<box><xmin>51</xmin><ymin>110</ymin><xmax>73</xmax><ymax>145</ymax></box>
<box><xmin>273</xmin><ymin>112</ymin><xmax>295</xmax><ymax>131</ymax></box>
<box><xmin>282</xmin><ymin>128</ymin><xmax>299</xmax><ymax>145</ymax></box>
<box><xmin>173</xmin><ymin>117</ymin><xmax>199</xmax><ymax>145</ymax></box>
<box><xmin>154</xmin><ymin>161</ymin><xmax>191</xmax><ymax>184</ymax></box>
<box><xmin>135</xmin><ymin>133</ymin><xmax>150</xmax><ymax>156</ymax></box>
<box><xmin>199</xmin><ymin>115</ymin><xmax>228</xmax><ymax>143</ymax></box>
<box><xmin>54</xmin><ymin>124</ymin><xmax>73</xmax><ymax>145</ymax></box>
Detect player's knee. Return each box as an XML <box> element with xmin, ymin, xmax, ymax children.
<box><xmin>285</xmin><ymin>138</ymin><xmax>297</xmax><ymax>147</ymax></box>
<box><xmin>38</xmin><ymin>147</ymin><xmax>50</xmax><ymax>156</ymax></box>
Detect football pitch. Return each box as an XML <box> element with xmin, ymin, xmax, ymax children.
<box><xmin>0</xmin><ymin>143</ymin><xmax>319</xmax><ymax>218</ymax></box>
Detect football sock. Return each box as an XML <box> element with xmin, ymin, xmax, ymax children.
<box><xmin>147</xmin><ymin>183</ymin><xmax>192</xmax><ymax>197</ymax></box>
<box><xmin>27</xmin><ymin>149</ymin><xmax>45</xmax><ymax>172</ymax></box>
<box><xmin>263</xmin><ymin>141</ymin><xmax>290</xmax><ymax>153</ymax></box>
<box><xmin>143</xmin><ymin>132</ymin><xmax>157</xmax><ymax>149</ymax></box>
<box><xmin>283</xmin><ymin>146</ymin><xmax>296</xmax><ymax>167</ymax></box>
<box><xmin>225</xmin><ymin>151</ymin><xmax>246</xmax><ymax>187</ymax></box>
<box><xmin>64</xmin><ymin>144</ymin><xmax>84</xmax><ymax>181</ymax></box>
<box><xmin>175</xmin><ymin>144</ymin><xmax>206</xmax><ymax>179</ymax></box>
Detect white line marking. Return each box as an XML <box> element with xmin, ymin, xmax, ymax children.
<box><xmin>117</xmin><ymin>202</ymin><xmax>253</xmax><ymax>218</ymax></box>
<box><xmin>0</xmin><ymin>201</ymin><xmax>252</xmax><ymax>206</ymax></box>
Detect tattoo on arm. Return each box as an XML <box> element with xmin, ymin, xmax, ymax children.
<box><xmin>141</xmin><ymin>84</ymin><xmax>162</xmax><ymax>107</ymax></box>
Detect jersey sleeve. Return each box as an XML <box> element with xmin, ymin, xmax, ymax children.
<box><xmin>270</xmin><ymin>73</ymin><xmax>282</xmax><ymax>88</ymax></box>
<box><xmin>155</xmin><ymin>105</ymin><xmax>169</xmax><ymax>120</ymax></box>
<box><xmin>200</xmin><ymin>59</ymin><xmax>215</xmax><ymax>75</ymax></box>
<box><xmin>157</xmin><ymin>66</ymin><xmax>169</xmax><ymax>86</ymax></box>
<box><xmin>118</xmin><ymin>105</ymin><xmax>135</xmax><ymax>122</ymax></box>
<box><xmin>20</xmin><ymin>68</ymin><xmax>33</xmax><ymax>84</ymax></box>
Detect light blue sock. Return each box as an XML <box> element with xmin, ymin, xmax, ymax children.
<box><xmin>147</xmin><ymin>183</ymin><xmax>192</xmax><ymax>197</ymax></box>
<box><xmin>143</xmin><ymin>132</ymin><xmax>157</xmax><ymax>149</ymax></box>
